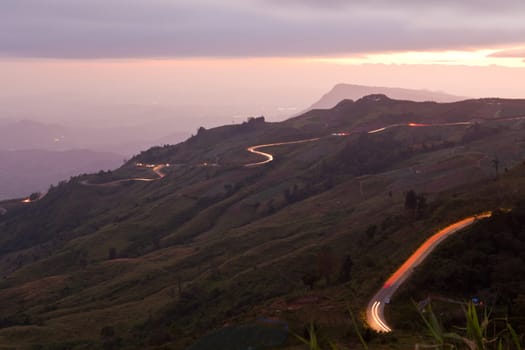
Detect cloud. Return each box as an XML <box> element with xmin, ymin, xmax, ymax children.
<box><xmin>266</xmin><ymin>0</ymin><xmax>525</xmax><ymax>12</ymax></box>
<box><xmin>490</xmin><ymin>48</ymin><xmax>525</xmax><ymax>58</ymax></box>
<box><xmin>1</xmin><ymin>0</ymin><xmax>525</xmax><ymax>59</ymax></box>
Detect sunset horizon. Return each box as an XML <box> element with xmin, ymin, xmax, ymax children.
<box><xmin>1</xmin><ymin>2</ymin><xmax>525</xmax><ymax>349</ymax></box>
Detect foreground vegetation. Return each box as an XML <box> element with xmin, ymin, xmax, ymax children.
<box><xmin>297</xmin><ymin>302</ymin><xmax>523</xmax><ymax>350</ymax></box>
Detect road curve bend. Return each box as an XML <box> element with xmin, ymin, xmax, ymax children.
<box><xmin>366</xmin><ymin>211</ymin><xmax>493</xmax><ymax>333</ymax></box>
<box><xmin>81</xmin><ymin>164</ymin><xmax>168</xmax><ymax>186</ymax></box>
<box><xmin>244</xmin><ymin>120</ymin><xmax>477</xmax><ymax>167</ymax></box>
<box><xmin>244</xmin><ymin>138</ymin><xmax>321</xmax><ymax>167</ymax></box>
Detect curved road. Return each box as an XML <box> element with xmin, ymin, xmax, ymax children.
<box><xmin>80</xmin><ymin>163</ymin><xmax>168</xmax><ymax>187</ymax></box>
<box><xmin>366</xmin><ymin>211</ymin><xmax>493</xmax><ymax>333</ymax></box>
<box><xmin>11</xmin><ymin>115</ymin><xmax>525</xmax><ymax>203</ymax></box>
<box><xmin>244</xmin><ymin>138</ymin><xmax>321</xmax><ymax>167</ymax></box>
<box><xmin>244</xmin><ymin>120</ymin><xmax>476</xmax><ymax>166</ymax></box>
<box><xmin>367</xmin><ymin>121</ymin><xmax>472</xmax><ymax>134</ymax></box>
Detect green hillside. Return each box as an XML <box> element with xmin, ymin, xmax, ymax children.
<box><xmin>1</xmin><ymin>96</ymin><xmax>525</xmax><ymax>349</ymax></box>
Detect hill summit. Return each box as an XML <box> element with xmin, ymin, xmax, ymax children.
<box><xmin>308</xmin><ymin>83</ymin><xmax>467</xmax><ymax>111</ymax></box>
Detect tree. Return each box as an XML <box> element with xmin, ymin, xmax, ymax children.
<box><xmin>302</xmin><ymin>272</ymin><xmax>319</xmax><ymax>290</ymax></box>
<box><xmin>405</xmin><ymin>190</ymin><xmax>417</xmax><ymax>213</ymax></box>
<box><xmin>317</xmin><ymin>248</ymin><xmax>335</xmax><ymax>285</ymax></box>
<box><xmin>100</xmin><ymin>326</ymin><xmax>115</xmax><ymax>338</ymax></box>
<box><xmin>339</xmin><ymin>255</ymin><xmax>353</xmax><ymax>283</ymax></box>
<box><xmin>108</xmin><ymin>247</ymin><xmax>117</xmax><ymax>260</ymax></box>
<box><xmin>29</xmin><ymin>192</ymin><xmax>41</xmax><ymax>201</ymax></box>
<box><xmin>365</xmin><ymin>224</ymin><xmax>377</xmax><ymax>240</ymax></box>
<box><xmin>416</xmin><ymin>194</ymin><xmax>427</xmax><ymax>218</ymax></box>
<box><xmin>492</xmin><ymin>156</ymin><xmax>500</xmax><ymax>179</ymax></box>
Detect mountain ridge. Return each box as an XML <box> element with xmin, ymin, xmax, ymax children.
<box><xmin>0</xmin><ymin>95</ymin><xmax>525</xmax><ymax>349</ymax></box>
<box><xmin>306</xmin><ymin>83</ymin><xmax>468</xmax><ymax>112</ymax></box>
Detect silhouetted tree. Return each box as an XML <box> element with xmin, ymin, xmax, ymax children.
<box><xmin>365</xmin><ymin>224</ymin><xmax>377</xmax><ymax>240</ymax></box>
<box><xmin>100</xmin><ymin>326</ymin><xmax>115</xmax><ymax>338</ymax></box>
<box><xmin>301</xmin><ymin>272</ymin><xmax>319</xmax><ymax>290</ymax></box>
<box><xmin>339</xmin><ymin>255</ymin><xmax>354</xmax><ymax>283</ymax></box>
<box><xmin>405</xmin><ymin>190</ymin><xmax>417</xmax><ymax>213</ymax></box>
<box><xmin>416</xmin><ymin>194</ymin><xmax>427</xmax><ymax>218</ymax></box>
<box><xmin>283</xmin><ymin>184</ymin><xmax>299</xmax><ymax>203</ymax></box>
<box><xmin>317</xmin><ymin>247</ymin><xmax>335</xmax><ymax>285</ymax></box>
<box><xmin>108</xmin><ymin>247</ymin><xmax>117</xmax><ymax>260</ymax></box>
<box><xmin>29</xmin><ymin>192</ymin><xmax>40</xmax><ymax>201</ymax></box>
<box><xmin>492</xmin><ymin>156</ymin><xmax>500</xmax><ymax>179</ymax></box>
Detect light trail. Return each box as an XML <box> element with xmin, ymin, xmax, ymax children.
<box><xmin>368</xmin><ymin>121</ymin><xmax>473</xmax><ymax>135</ymax></box>
<box><xmin>152</xmin><ymin>164</ymin><xmax>168</xmax><ymax>178</ymax></box>
<box><xmin>244</xmin><ymin>120</ymin><xmax>469</xmax><ymax>166</ymax></box>
<box><xmin>368</xmin><ymin>127</ymin><xmax>387</xmax><ymax>134</ymax></box>
<box><xmin>245</xmin><ymin>114</ymin><xmax>524</xmax><ymax>167</ymax></box>
<box><xmin>371</xmin><ymin>301</ymin><xmax>392</xmax><ymax>332</ymax></box>
<box><xmin>244</xmin><ymin>138</ymin><xmax>320</xmax><ymax>167</ymax></box>
<box><xmin>81</xmin><ymin>164</ymin><xmax>168</xmax><ymax>186</ymax></box>
<box><xmin>20</xmin><ymin>192</ymin><xmax>47</xmax><ymax>204</ymax></box>
<box><xmin>366</xmin><ymin>212</ymin><xmax>492</xmax><ymax>333</ymax></box>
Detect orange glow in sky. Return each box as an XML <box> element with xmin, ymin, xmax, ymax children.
<box><xmin>313</xmin><ymin>46</ymin><xmax>525</xmax><ymax>68</ymax></box>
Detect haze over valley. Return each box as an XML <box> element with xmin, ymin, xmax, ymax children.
<box><xmin>0</xmin><ymin>83</ymin><xmax>473</xmax><ymax>200</ymax></box>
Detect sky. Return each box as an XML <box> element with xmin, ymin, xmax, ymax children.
<box><xmin>1</xmin><ymin>0</ymin><xmax>525</xmax><ymax>126</ymax></box>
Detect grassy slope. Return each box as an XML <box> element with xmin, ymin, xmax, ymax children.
<box><xmin>0</xmin><ymin>97</ymin><xmax>524</xmax><ymax>349</ymax></box>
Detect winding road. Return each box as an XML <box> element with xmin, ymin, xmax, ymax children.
<box><xmin>12</xmin><ymin>114</ymin><xmax>525</xmax><ymax>200</ymax></box>
<box><xmin>244</xmin><ymin>120</ymin><xmax>476</xmax><ymax>167</ymax></box>
<box><xmin>244</xmin><ymin>138</ymin><xmax>321</xmax><ymax>167</ymax></box>
<box><xmin>80</xmin><ymin>163</ymin><xmax>168</xmax><ymax>187</ymax></box>
<box><xmin>367</xmin><ymin>121</ymin><xmax>473</xmax><ymax>134</ymax></box>
<box><xmin>366</xmin><ymin>211</ymin><xmax>493</xmax><ymax>333</ymax></box>
<box><xmin>12</xmin><ymin>116</ymin><xmax>515</xmax><ymax>205</ymax></box>
<box><xmin>14</xmin><ymin>164</ymin><xmax>169</xmax><ymax>209</ymax></box>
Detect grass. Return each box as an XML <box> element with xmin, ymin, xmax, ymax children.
<box><xmin>0</xmin><ymin>101</ymin><xmax>525</xmax><ymax>348</ymax></box>
<box><xmin>415</xmin><ymin>302</ymin><xmax>523</xmax><ymax>350</ymax></box>
<box><xmin>292</xmin><ymin>301</ymin><xmax>524</xmax><ymax>350</ymax></box>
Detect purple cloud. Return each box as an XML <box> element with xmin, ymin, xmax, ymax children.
<box><xmin>0</xmin><ymin>0</ymin><xmax>524</xmax><ymax>59</ymax></box>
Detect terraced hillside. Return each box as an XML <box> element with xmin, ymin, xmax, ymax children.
<box><xmin>1</xmin><ymin>95</ymin><xmax>525</xmax><ymax>349</ymax></box>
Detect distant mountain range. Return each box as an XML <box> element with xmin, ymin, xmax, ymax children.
<box><xmin>307</xmin><ymin>83</ymin><xmax>467</xmax><ymax>110</ymax></box>
<box><xmin>0</xmin><ymin>119</ymin><xmax>188</xmax><ymax>156</ymax></box>
<box><xmin>0</xmin><ymin>149</ymin><xmax>122</xmax><ymax>199</ymax></box>
<box><xmin>0</xmin><ymin>119</ymin><xmax>187</xmax><ymax>199</ymax></box>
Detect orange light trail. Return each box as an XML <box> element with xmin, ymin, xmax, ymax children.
<box><xmin>383</xmin><ymin>212</ymin><xmax>492</xmax><ymax>288</ymax></box>
<box><xmin>383</xmin><ymin>218</ymin><xmax>473</xmax><ymax>287</ymax></box>
<box><xmin>366</xmin><ymin>211</ymin><xmax>492</xmax><ymax>333</ymax></box>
